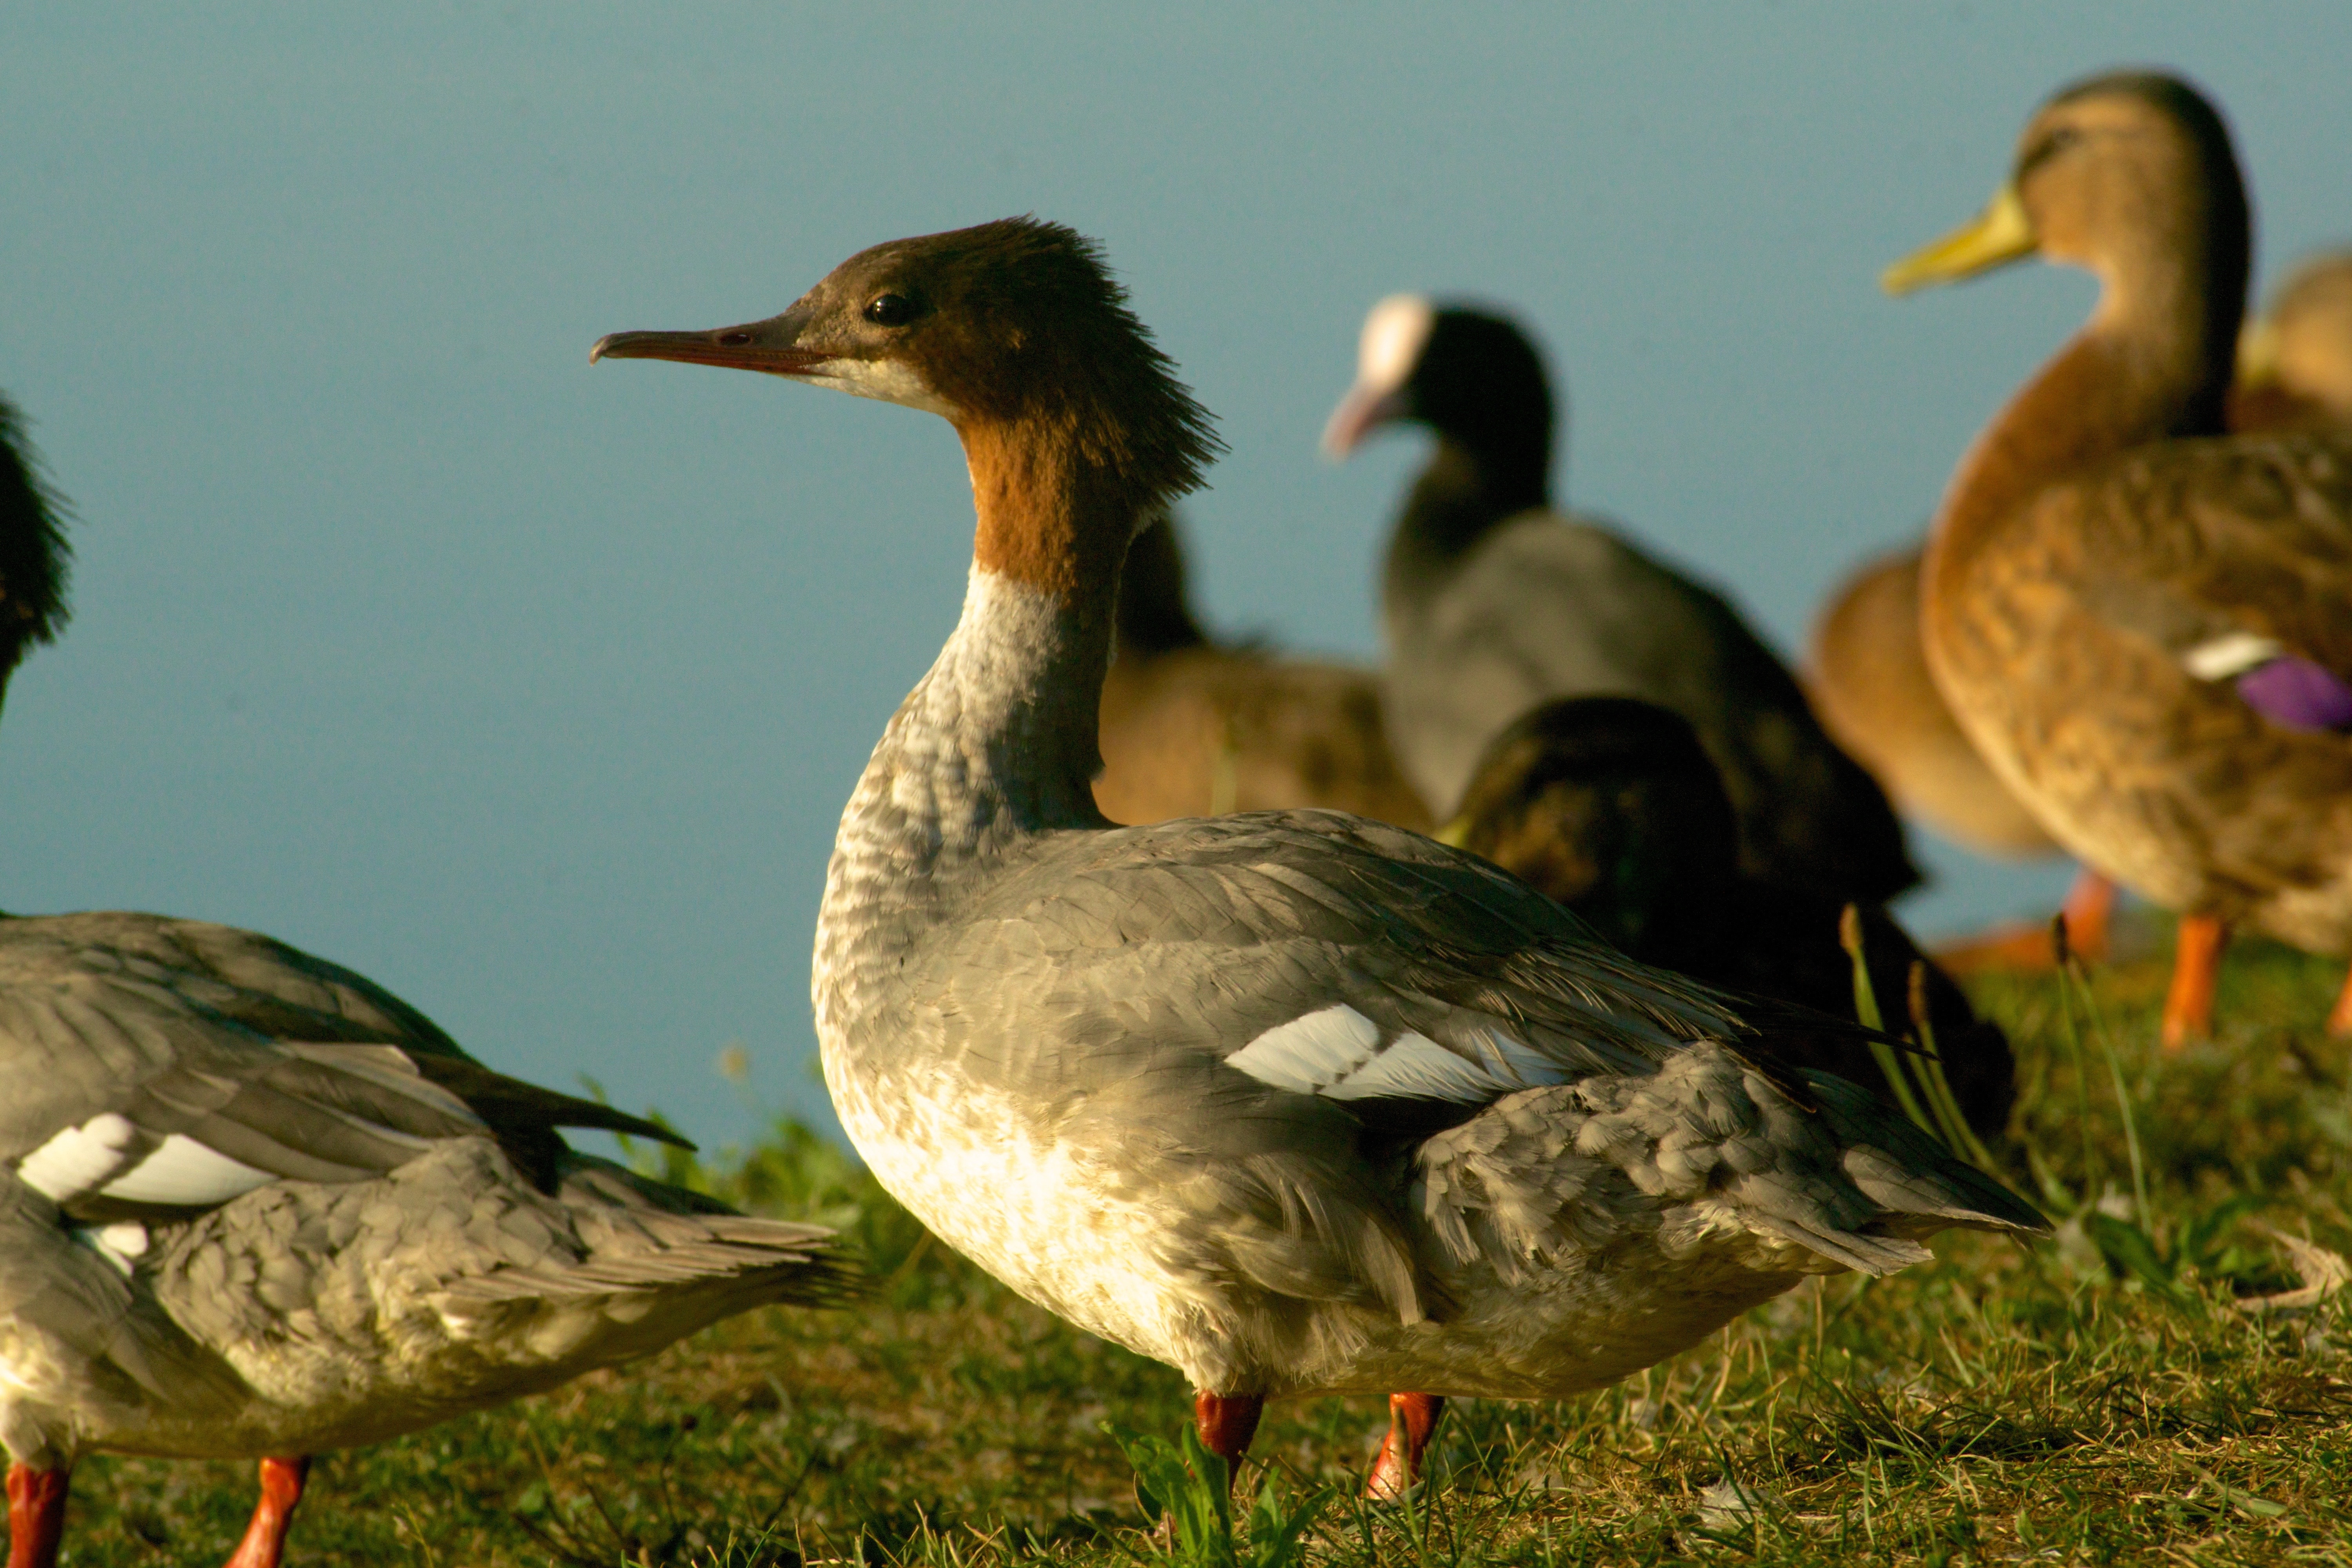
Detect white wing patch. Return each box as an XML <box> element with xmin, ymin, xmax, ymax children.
<box><xmin>17</xmin><ymin>1112</ymin><xmax>142</xmax><ymax>1202</ymax></box>
<box><xmin>72</xmin><ymin>1222</ymin><xmax>151</xmax><ymax>1278</ymax></box>
<box><xmin>1225</xmin><ymin>1005</ymin><xmax>1381</xmax><ymax>1093</ymax></box>
<box><xmin>98</xmin><ymin>1135</ymin><xmax>275</xmax><ymax>1206</ymax></box>
<box><xmin>2183</xmin><ymin>630</ymin><xmax>2285</xmax><ymax>680</ymax></box>
<box><xmin>1228</xmin><ymin>1007</ymin><xmax>1566</xmax><ymax>1104</ymax></box>
<box><xmin>1322</xmin><ymin>1032</ymin><xmax>1503</xmax><ymax>1101</ymax></box>
<box><xmin>17</xmin><ymin>1114</ymin><xmax>274</xmax><ymax>1208</ymax></box>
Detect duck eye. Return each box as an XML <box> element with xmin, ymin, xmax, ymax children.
<box><xmin>864</xmin><ymin>293</ymin><xmax>917</xmax><ymax>327</ymax></box>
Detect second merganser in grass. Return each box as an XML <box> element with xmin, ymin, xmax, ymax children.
<box><xmin>593</xmin><ymin>217</ymin><xmax>2045</xmax><ymax>1497</ymax></box>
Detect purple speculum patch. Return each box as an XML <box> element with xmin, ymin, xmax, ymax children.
<box><xmin>2237</xmin><ymin>656</ymin><xmax>2352</xmax><ymax>734</ymax></box>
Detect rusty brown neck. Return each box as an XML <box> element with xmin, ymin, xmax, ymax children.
<box><xmin>966</xmin><ymin>417</ymin><xmax>1138</xmax><ymax>610</ymax></box>
<box><xmin>844</xmin><ymin>414</ymin><xmax>1152</xmax><ymax>861</ymax></box>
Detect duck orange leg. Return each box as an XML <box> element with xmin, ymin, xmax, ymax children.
<box><xmin>2328</xmin><ymin>965</ymin><xmax>2352</xmax><ymax>1038</ymax></box>
<box><xmin>223</xmin><ymin>1456</ymin><xmax>310</xmax><ymax>1568</ymax></box>
<box><xmin>1192</xmin><ymin>1392</ymin><xmax>1263</xmax><ymax>1496</ymax></box>
<box><xmin>6</xmin><ymin>1464</ymin><xmax>68</xmax><ymax>1568</ymax></box>
<box><xmin>1365</xmin><ymin>1393</ymin><xmax>1446</xmax><ymax>1499</ymax></box>
<box><xmin>2161</xmin><ymin>914</ymin><xmax>2230</xmax><ymax>1052</ymax></box>
<box><xmin>2059</xmin><ymin>871</ymin><xmax>2116</xmax><ymax>965</ymax></box>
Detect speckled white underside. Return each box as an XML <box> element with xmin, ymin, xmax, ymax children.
<box><xmin>829</xmin><ymin>1051</ymin><xmax>1837</xmax><ymax>1400</ymax></box>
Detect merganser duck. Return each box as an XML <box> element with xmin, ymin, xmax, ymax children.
<box><xmin>0</xmin><ymin>916</ymin><xmax>854</xmax><ymax>1568</ymax></box>
<box><xmin>1444</xmin><ymin>697</ymin><xmax>2014</xmax><ymax>1140</ymax></box>
<box><xmin>1096</xmin><ymin>509</ymin><xmax>1429</xmax><ymax>830</ymax></box>
<box><xmin>1884</xmin><ymin>71</ymin><xmax>2352</xmax><ymax>1047</ymax></box>
<box><xmin>1322</xmin><ymin>300</ymin><xmax>1918</xmax><ymax>906</ymax></box>
<box><xmin>0</xmin><ymin>446</ymin><xmax>852</xmax><ymax>1568</ymax></box>
<box><xmin>2231</xmin><ymin>249</ymin><xmax>2352</xmax><ymax>434</ymax></box>
<box><xmin>593</xmin><ymin>216</ymin><xmax>2044</xmax><ymax>1498</ymax></box>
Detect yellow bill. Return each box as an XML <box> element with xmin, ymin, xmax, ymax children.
<box><xmin>1434</xmin><ymin>817</ymin><xmax>1471</xmax><ymax>849</ymax></box>
<box><xmin>1882</xmin><ymin>183</ymin><xmax>2038</xmax><ymax>296</ymax></box>
<box><xmin>2235</xmin><ymin>316</ymin><xmax>2281</xmax><ymax>390</ymax></box>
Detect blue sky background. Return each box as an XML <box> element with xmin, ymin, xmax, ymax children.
<box><xmin>3</xmin><ymin>5</ymin><xmax>2345</xmax><ymax>1150</ymax></box>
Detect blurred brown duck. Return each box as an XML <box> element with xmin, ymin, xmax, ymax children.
<box><xmin>1884</xmin><ymin>70</ymin><xmax>2352</xmax><ymax>1049</ymax></box>
<box><xmin>1094</xmin><ymin>510</ymin><xmax>1429</xmax><ymax>831</ymax></box>
<box><xmin>1809</xmin><ymin>247</ymin><xmax>2352</xmax><ymax>953</ymax></box>
<box><xmin>1447</xmin><ymin>696</ymin><xmax>2014</xmax><ymax>1140</ymax></box>
<box><xmin>2230</xmin><ymin>249</ymin><xmax>2352</xmax><ymax>434</ymax></box>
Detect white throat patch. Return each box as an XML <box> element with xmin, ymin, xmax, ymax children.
<box><xmin>804</xmin><ymin>356</ymin><xmax>962</xmax><ymax>419</ymax></box>
<box><xmin>1356</xmin><ymin>294</ymin><xmax>1436</xmax><ymax>396</ymax></box>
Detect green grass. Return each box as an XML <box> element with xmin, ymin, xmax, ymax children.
<box><xmin>54</xmin><ymin>921</ymin><xmax>2352</xmax><ymax>1566</ymax></box>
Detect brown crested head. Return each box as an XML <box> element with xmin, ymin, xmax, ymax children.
<box><xmin>2012</xmin><ymin>72</ymin><xmax>2248</xmax><ymax>325</ymax></box>
<box><xmin>596</xmin><ymin>217</ymin><xmax>1222</xmax><ymax>526</ymax></box>
<box><xmin>0</xmin><ymin>395</ymin><xmax>72</xmax><ymax>704</ymax></box>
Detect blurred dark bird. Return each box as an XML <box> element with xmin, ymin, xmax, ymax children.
<box><xmin>1323</xmin><ymin>298</ymin><xmax>1917</xmax><ymax>906</ymax></box>
<box><xmin>0</xmin><ymin>395</ymin><xmax>71</xmax><ymax>718</ymax></box>
<box><xmin>1884</xmin><ymin>70</ymin><xmax>2352</xmax><ymax>1049</ymax></box>
<box><xmin>1445</xmin><ymin>696</ymin><xmax>2014</xmax><ymax>1140</ymax></box>
<box><xmin>1094</xmin><ymin>510</ymin><xmax>1429</xmax><ymax>831</ymax></box>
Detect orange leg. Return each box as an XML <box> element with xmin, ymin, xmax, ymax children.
<box><xmin>1192</xmin><ymin>1392</ymin><xmax>1263</xmax><ymax>1496</ymax></box>
<box><xmin>2059</xmin><ymin>871</ymin><xmax>2116</xmax><ymax>965</ymax></box>
<box><xmin>6</xmin><ymin>1464</ymin><xmax>68</xmax><ymax>1568</ymax></box>
<box><xmin>2160</xmin><ymin>914</ymin><xmax>2230</xmax><ymax>1053</ymax></box>
<box><xmin>1936</xmin><ymin>866</ymin><xmax>2119</xmax><ymax>976</ymax></box>
<box><xmin>2328</xmin><ymin>965</ymin><xmax>2352</xmax><ymax>1038</ymax></box>
<box><xmin>223</xmin><ymin>1457</ymin><xmax>309</xmax><ymax>1568</ymax></box>
<box><xmin>1364</xmin><ymin>1392</ymin><xmax>1447</xmax><ymax>1500</ymax></box>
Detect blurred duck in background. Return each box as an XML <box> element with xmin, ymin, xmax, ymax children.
<box><xmin>2230</xmin><ymin>249</ymin><xmax>2352</xmax><ymax>434</ymax></box>
<box><xmin>1809</xmin><ymin>247</ymin><xmax>2352</xmax><ymax>973</ymax></box>
<box><xmin>1445</xmin><ymin>696</ymin><xmax>2014</xmax><ymax>1141</ymax></box>
<box><xmin>1094</xmin><ymin>509</ymin><xmax>1429</xmax><ymax>830</ymax></box>
<box><xmin>1324</xmin><ymin>298</ymin><xmax>1918</xmax><ymax>907</ymax></box>
<box><xmin>1807</xmin><ymin>544</ymin><xmax>2109</xmax><ymax>972</ymax></box>
<box><xmin>1883</xmin><ymin>70</ymin><xmax>2352</xmax><ymax>1050</ymax></box>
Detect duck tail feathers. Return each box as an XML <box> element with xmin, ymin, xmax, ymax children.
<box><xmin>1799</xmin><ymin>1069</ymin><xmax>2050</xmax><ymax>1239</ymax></box>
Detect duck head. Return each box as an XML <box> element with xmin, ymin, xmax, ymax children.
<box><xmin>1321</xmin><ymin>297</ymin><xmax>1554</xmax><ymax>483</ymax></box>
<box><xmin>1883</xmin><ymin>71</ymin><xmax>2248</xmax><ymax>336</ymax></box>
<box><xmin>595</xmin><ymin>217</ymin><xmax>1221</xmax><ymax>597</ymax></box>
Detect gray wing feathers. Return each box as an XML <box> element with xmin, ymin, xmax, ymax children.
<box><xmin>0</xmin><ymin>918</ymin><xmax>489</xmax><ymax>1176</ymax></box>
<box><xmin>1414</xmin><ymin>1045</ymin><xmax>2042</xmax><ymax>1292</ymax></box>
<box><xmin>1</xmin><ymin>915</ymin><xmax>681</xmax><ymax>1215</ymax></box>
<box><xmin>0</xmin><ymin>1177</ymin><xmax>250</xmax><ymax>1467</ymax></box>
<box><xmin>889</xmin><ymin>813</ymin><xmax>2035</xmax><ymax>1329</ymax></box>
<box><xmin>1800</xmin><ymin>1071</ymin><xmax>2048</xmax><ymax>1236</ymax></box>
<box><xmin>156</xmin><ymin>1140</ymin><xmax>850</xmax><ymax>1408</ymax></box>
